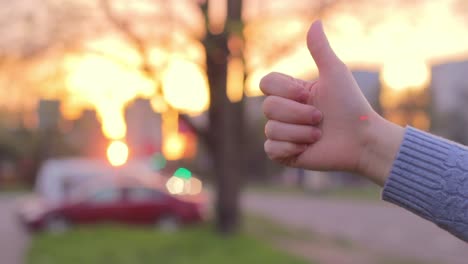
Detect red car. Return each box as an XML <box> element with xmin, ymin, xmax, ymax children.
<box><xmin>19</xmin><ymin>186</ymin><xmax>204</xmax><ymax>232</ymax></box>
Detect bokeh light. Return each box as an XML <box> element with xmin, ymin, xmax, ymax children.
<box><xmin>227</xmin><ymin>56</ymin><xmax>245</xmax><ymax>103</ymax></box>
<box><xmin>174</xmin><ymin>168</ymin><xmax>192</xmax><ymax>180</ymax></box>
<box><xmin>381</xmin><ymin>59</ymin><xmax>430</xmax><ymax>91</ymax></box>
<box><xmin>187</xmin><ymin>177</ymin><xmax>203</xmax><ymax>195</ymax></box>
<box><xmin>107</xmin><ymin>140</ymin><xmax>129</xmax><ymax>167</ymax></box>
<box><xmin>163</xmin><ymin>133</ymin><xmax>186</xmax><ymax>161</ymax></box>
<box><xmin>162</xmin><ymin>57</ymin><xmax>210</xmax><ymax>114</ymax></box>
<box><xmin>150</xmin><ymin>96</ymin><xmax>169</xmax><ymax>113</ymax></box>
<box><xmin>97</xmin><ymin>102</ymin><xmax>127</xmax><ymax>140</ymax></box>
<box><xmin>161</xmin><ymin>109</ymin><xmax>187</xmax><ymax>161</ymax></box>
<box><xmin>166</xmin><ymin>168</ymin><xmax>201</xmax><ymax>195</ymax></box>
<box><xmin>166</xmin><ymin>172</ymin><xmax>202</xmax><ymax>196</ymax></box>
<box><xmin>208</xmin><ymin>0</ymin><xmax>227</xmax><ymax>34</ymax></box>
<box><xmin>166</xmin><ymin>176</ymin><xmax>185</xmax><ymax>195</ymax></box>
<box><xmin>64</xmin><ymin>52</ymin><xmax>153</xmax><ymax>139</ymax></box>
<box><xmin>150</xmin><ymin>153</ymin><xmax>167</xmax><ymax>171</ymax></box>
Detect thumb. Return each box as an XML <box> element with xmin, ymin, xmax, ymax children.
<box><xmin>307</xmin><ymin>20</ymin><xmax>343</xmax><ymax>74</ymax></box>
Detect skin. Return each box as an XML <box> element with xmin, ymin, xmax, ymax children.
<box><xmin>261</xmin><ymin>21</ymin><xmax>405</xmax><ymax>186</ymax></box>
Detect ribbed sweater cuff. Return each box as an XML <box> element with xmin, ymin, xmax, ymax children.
<box><xmin>382</xmin><ymin>126</ymin><xmax>455</xmax><ymax>222</ymax></box>
<box><xmin>382</xmin><ymin>126</ymin><xmax>468</xmax><ymax>241</ymax></box>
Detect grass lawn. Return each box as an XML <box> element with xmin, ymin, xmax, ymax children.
<box><xmin>0</xmin><ymin>182</ymin><xmax>31</xmax><ymax>194</ymax></box>
<box><xmin>249</xmin><ymin>184</ymin><xmax>382</xmax><ymax>201</ymax></box>
<box><xmin>27</xmin><ymin>224</ymin><xmax>311</xmax><ymax>264</ymax></box>
<box><xmin>245</xmin><ymin>214</ymin><xmax>317</xmax><ymax>243</ymax></box>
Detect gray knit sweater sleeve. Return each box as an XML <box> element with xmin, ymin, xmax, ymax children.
<box><xmin>382</xmin><ymin>126</ymin><xmax>468</xmax><ymax>242</ymax></box>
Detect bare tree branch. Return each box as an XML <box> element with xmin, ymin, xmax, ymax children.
<box><xmin>98</xmin><ymin>0</ymin><xmax>209</xmax><ymax>140</ymax></box>
<box><xmin>254</xmin><ymin>0</ymin><xmax>346</xmax><ymax>70</ymax></box>
<box><xmin>99</xmin><ymin>0</ymin><xmax>152</xmax><ymax>75</ymax></box>
<box><xmin>179</xmin><ymin>114</ymin><xmax>210</xmax><ymax>146</ymax></box>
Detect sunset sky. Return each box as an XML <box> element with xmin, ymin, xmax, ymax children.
<box><xmin>0</xmin><ymin>0</ymin><xmax>467</xmax><ymax>141</ymax></box>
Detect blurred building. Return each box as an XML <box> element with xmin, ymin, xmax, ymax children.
<box><xmin>36</xmin><ymin>99</ymin><xmax>70</xmax><ymax>159</ymax></box>
<box><xmin>352</xmin><ymin>70</ymin><xmax>381</xmax><ymax>114</ymax></box>
<box><xmin>125</xmin><ymin>98</ymin><xmax>162</xmax><ymax>158</ymax></box>
<box><xmin>67</xmin><ymin>109</ymin><xmax>105</xmax><ymax>158</ymax></box>
<box><xmin>37</xmin><ymin>99</ymin><xmax>61</xmax><ymax>131</ymax></box>
<box><xmin>431</xmin><ymin>60</ymin><xmax>468</xmax><ymax>144</ymax></box>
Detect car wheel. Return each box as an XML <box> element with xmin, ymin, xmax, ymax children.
<box><xmin>44</xmin><ymin>215</ymin><xmax>70</xmax><ymax>234</ymax></box>
<box><xmin>156</xmin><ymin>215</ymin><xmax>180</xmax><ymax>232</ymax></box>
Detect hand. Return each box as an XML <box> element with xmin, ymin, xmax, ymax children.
<box><xmin>261</xmin><ymin>21</ymin><xmax>404</xmax><ymax>184</ymax></box>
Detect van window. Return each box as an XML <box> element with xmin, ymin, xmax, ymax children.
<box><xmin>90</xmin><ymin>188</ymin><xmax>121</xmax><ymax>204</ymax></box>
<box><xmin>127</xmin><ymin>188</ymin><xmax>164</xmax><ymax>202</ymax></box>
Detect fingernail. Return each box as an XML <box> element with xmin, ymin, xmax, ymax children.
<box><xmin>312</xmin><ymin>109</ymin><xmax>323</xmax><ymax>123</ymax></box>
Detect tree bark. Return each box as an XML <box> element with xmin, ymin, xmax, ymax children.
<box><xmin>204</xmin><ymin>0</ymin><xmax>244</xmax><ymax>234</ymax></box>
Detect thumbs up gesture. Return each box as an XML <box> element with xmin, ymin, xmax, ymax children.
<box><xmin>261</xmin><ymin>21</ymin><xmax>390</xmax><ymax>178</ymax></box>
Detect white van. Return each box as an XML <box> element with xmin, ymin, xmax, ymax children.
<box><xmin>35</xmin><ymin>158</ymin><xmax>164</xmax><ymax>203</ymax></box>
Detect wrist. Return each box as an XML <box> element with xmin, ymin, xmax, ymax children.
<box><xmin>357</xmin><ymin>115</ymin><xmax>405</xmax><ymax>186</ymax></box>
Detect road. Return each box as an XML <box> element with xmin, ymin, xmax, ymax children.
<box><xmin>2</xmin><ymin>191</ymin><xmax>468</xmax><ymax>264</ymax></box>
<box><xmin>0</xmin><ymin>194</ymin><xmax>28</xmax><ymax>264</ymax></box>
<box><xmin>242</xmin><ymin>192</ymin><xmax>468</xmax><ymax>264</ymax></box>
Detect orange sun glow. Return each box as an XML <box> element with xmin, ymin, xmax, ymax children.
<box><xmin>107</xmin><ymin>140</ymin><xmax>129</xmax><ymax>167</ymax></box>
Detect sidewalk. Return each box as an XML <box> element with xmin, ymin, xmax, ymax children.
<box><xmin>0</xmin><ymin>194</ymin><xmax>29</xmax><ymax>264</ymax></box>
<box><xmin>242</xmin><ymin>191</ymin><xmax>467</xmax><ymax>264</ymax></box>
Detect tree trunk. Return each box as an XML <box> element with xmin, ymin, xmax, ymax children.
<box><xmin>204</xmin><ymin>0</ymin><xmax>244</xmax><ymax>234</ymax></box>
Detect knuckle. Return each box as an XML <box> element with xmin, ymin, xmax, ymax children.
<box><xmin>287</xmin><ymin>78</ymin><xmax>301</xmax><ymax>94</ymax></box>
<box><xmin>286</xmin><ymin>143</ymin><xmax>298</xmax><ymax>153</ymax></box>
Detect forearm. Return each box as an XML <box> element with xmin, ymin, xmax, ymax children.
<box><xmin>361</xmin><ymin>121</ymin><xmax>468</xmax><ymax>241</ymax></box>
<box><xmin>358</xmin><ymin>115</ymin><xmax>405</xmax><ymax>186</ymax></box>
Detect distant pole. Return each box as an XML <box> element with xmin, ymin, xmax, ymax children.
<box><xmin>297</xmin><ymin>168</ymin><xmax>305</xmax><ymax>189</ymax></box>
